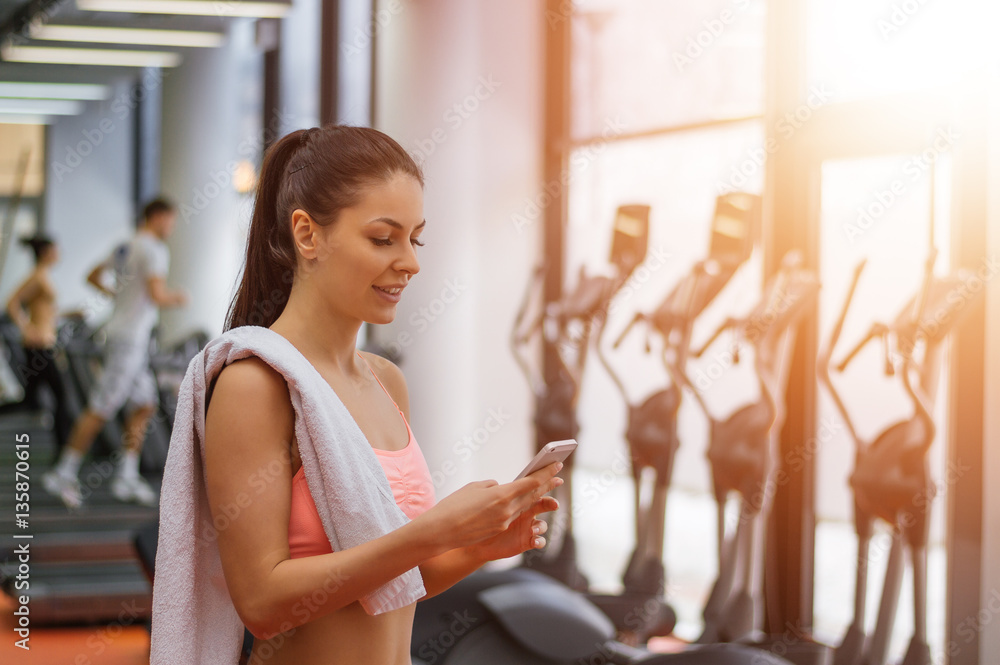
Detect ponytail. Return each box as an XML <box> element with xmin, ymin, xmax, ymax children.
<box><xmin>225</xmin><ymin>125</ymin><xmax>423</xmax><ymax>332</ymax></box>
<box><xmin>225</xmin><ymin>130</ymin><xmax>305</xmax><ymax>330</ymax></box>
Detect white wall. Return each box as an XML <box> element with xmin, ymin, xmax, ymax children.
<box><xmin>39</xmin><ymin>78</ymin><xmax>137</xmax><ymax>325</ymax></box>
<box><xmin>375</xmin><ymin>0</ymin><xmax>543</xmax><ymax>495</ymax></box>
<box><xmin>159</xmin><ymin>19</ymin><xmax>263</xmax><ymax>345</ymax></box>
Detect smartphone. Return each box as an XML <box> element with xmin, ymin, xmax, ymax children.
<box><xmin>514</xmin><ymin>439</ymin><xmax>578</xmax><ymax>481</ymax></box>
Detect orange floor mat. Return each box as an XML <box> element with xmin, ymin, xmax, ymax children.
<box><xmin>0</xmin><ymin>594</ymin><xmax>150</xmax><ymax>665</ymax></box>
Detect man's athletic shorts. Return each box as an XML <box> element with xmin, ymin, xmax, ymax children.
<box><xmin>89</xmin><ymin>338</ymin><xmax>158</xmax><ymax>419</ymax></box>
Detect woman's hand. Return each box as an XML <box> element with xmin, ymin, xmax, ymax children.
<box><xmin>468</xmin><ymin>494</ymin><xmax>559</xmax><ymax>562</ymax></box>
<box><xmin>418</xmin><ymin>462</ymin><xmax>564</xmax><ymax>554</ymax></box>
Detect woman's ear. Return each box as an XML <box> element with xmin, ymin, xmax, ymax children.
<box><xmin>290</xmin><ymin>209</ymin><xmax>320</xmax><ymax>260</ymax></box>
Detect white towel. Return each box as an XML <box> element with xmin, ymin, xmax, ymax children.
<box><xmin>150</xmin><ymin>325</ymin><xmax>425</xmax><ymax>664</ymax></box>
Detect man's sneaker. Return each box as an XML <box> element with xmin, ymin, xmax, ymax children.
<box><xmin>110</xmin><ymin>475</ymin><xmax>158</xmax><ymax>507</ymax></box>
<box><xmin>42</xmin><ymin>470</ymin><xmax>83</xmax><ymax>510</ymax></box>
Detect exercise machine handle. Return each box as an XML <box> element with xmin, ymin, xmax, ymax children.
<box><xmin>835</xmin><ymin>322</ymin><xmax>886</xmax><ymax>374</ymax></box>
<box><xmin>612</xmin><ymin>312</ymin><xmax>647</xmax><ymax>350</ymax></box>
<box><xmin>817</xmin><ymin>259</ymin><xmax>867</xmax><ymax>450</ymax></box>
<box><xmin>693</xmin><ymin>317</ymin><xmax>739</xmax><ymax>359</ymax></box>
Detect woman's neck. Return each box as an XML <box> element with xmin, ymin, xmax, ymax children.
<box><xmin>269</xmin><ymin>282</ymin><xmax>363</xmax><ymax>376</ymax></box>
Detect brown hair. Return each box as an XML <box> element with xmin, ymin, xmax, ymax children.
<box><xmin>142</xmin><ymin>197</ymin><xmax>175</xmax><ymax>221</ymax></box>
<box><xmin>19</xmin><ymin>234</ymin><xmax>54</xmax><ymax>263</ymax></box>
<box><xmin>225</xmin><ymin>125</ymin><xmax>423</xmax><ymax>331</ymax></box>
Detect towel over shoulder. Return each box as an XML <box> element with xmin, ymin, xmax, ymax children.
<box><xmin>150</xmin><ymin>325</ymin><xmax>425</xmax><ymax>665</ymax></box>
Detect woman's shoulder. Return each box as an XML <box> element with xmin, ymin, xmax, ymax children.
<box><xmin>209</xmin><ymin>355</ymin><xmax>291</xmax><ymax>413</ymax></box>
<box><xmin>19</xmin><ymin>270</ymin><xmax>42</xmax><ymax>289</ymax></box>
<box><xmin>205</xmin><ymin>356</ymin><xmax>295</xmax><ymax>454</ymax></box>
<box><xmin>358</xmin><ymin>351</ymin><xmax>409</xmax><ymax>408</ymax></box>
<box><xmin>37</xmin><ymin>270</ymin><xmax>56</xmax><ymax>292</ymax></box>
<box><xmin>9</xmin><ymin>272</ymin><xmax>41</xmax><ymax>302</ymax></box>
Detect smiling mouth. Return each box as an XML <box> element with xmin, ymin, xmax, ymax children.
<box><xmin>374</xmin><ymin>286</ymin><xmax>403</xmax><ymax>295</ymax></box>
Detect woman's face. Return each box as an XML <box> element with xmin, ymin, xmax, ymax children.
<box><xmin>308</xmin><ymin>172</ymin><xmax>424</xmax><ymax>325</ymax></box>
<box><xmin>40</xmin><ymin>244</ymin><xmax>59</xmax><ymax>265</ymax></box>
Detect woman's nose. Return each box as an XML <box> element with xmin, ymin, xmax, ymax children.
<box><xmin>398</xmin><ymin>243</ymin><xmax>420</xmax><ymax>276</ymax></box>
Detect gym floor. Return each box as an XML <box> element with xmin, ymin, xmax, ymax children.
<box><xmin>0</xmin><ymin>593</ymin><xmax>150</xmax><ymax>665</ymax></box>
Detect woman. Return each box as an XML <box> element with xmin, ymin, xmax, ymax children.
<box><xmin>3</xmin><ymin>235</ymin><xmax>73</xmax><ymax>448</ymax></box>
<box><xmin>204</xmin><ymin>125</ymin><xmax>562</xmax><ymax>664</ymax></box>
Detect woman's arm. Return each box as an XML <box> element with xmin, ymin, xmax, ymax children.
<box><xmin>6</xmin><ymin>276</ymin><xmax>37</xmax><ymax>331</ymax></box>
<box><xmin>205</xmin><ymin>357</ymin><xmax>561</xmax><ymax>639</ymax></box>
<box><xmin>6</xmin><ymin>276</ymin><xmax>47</xmax><ymax>347</ymax></box>
<box><xmin>418</xmin><ymin>548</ymin><xmax>488</xmax><ymax>598</ymax></box>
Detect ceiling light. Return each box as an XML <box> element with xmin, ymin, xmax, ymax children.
<box><xmin>76</xmin><ymin>0</ymin><xmax>291</xmax><ymax>18</ymax></box>
<box><xmin>0</xmin><ymin>99</ymin><xmax>84</xmax><ymax>115</ymax></box>
<box><xmin>30</xmin><ymin>24</ymin><xmax>225</xmax><ymax>47</ymax></box>
<box><xmin>1</xmin><ymin>45</ymin><xmax>182</xmax><ymax>68</ymax></box>
<box><xmin>0</xmin><ymin>82</ymin><xmax>109</xmax><ymax>100</ymax></box>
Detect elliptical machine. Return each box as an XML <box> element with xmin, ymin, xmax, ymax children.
<box><xmin>511</xmin><ymin>204</ymin><xmax>652</xmax><ymax>593</ymax></box>
<box><xmin>598</xmin><ymin>192</ymin><xmax>761</xmax><ymax>642</ymax></box>
<box><xmin>818</xmin><ymin>240</ymin><xmax>981</xmax><ymax>665</ymax></box>
<box><xmin>678</xmin><ymin>251</ymin><xmax>820</xmax><ymax>647</ymax></box>
<box><xmin>410</xmin><ymin>195</ymin><xmax>795</xmax><ymax>665</ymax></box>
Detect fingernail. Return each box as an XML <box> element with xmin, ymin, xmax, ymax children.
<box><xmin>532</xmin><ymin>525</ymin><xmax>540</xmax><ymax>535</ymax></box>
<box><xmin>533</xmin><ymin>537</ymin><xmax>543</xmax><ymax>548</ymax></box>
<box><xmin>556</xmin><ymin>462</ymin><xmax>564</xmax><ymax>471</ymax></box>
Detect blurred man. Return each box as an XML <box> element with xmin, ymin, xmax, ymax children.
<box><xmin>42</xmin><ymin>198</ymin><xmax>187</xmax><ymax>509</ymax></box>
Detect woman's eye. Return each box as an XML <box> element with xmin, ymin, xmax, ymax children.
<box><xmin>411</xmin><ymin>238</ymin><xmax>425</xmax><ymax>247</ymax></box>
<box><xmin>372</xmin><ymin>238</ymin><xmax>392</xmax><ymax>246</ymax></box>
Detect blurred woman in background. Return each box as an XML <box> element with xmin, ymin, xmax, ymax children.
<box><xmin>3</xmin><ymin>234</ymin><xmax>73</xmax><ymax>449</ymax></box>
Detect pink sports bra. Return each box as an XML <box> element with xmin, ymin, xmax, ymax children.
<box><xmin>287</xmin><ymin>355</ymin><xmax>436</xmax><ymax>559</ymax></box>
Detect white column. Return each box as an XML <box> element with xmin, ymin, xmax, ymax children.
<box><xmin>159</xmin><ymin>18</ymin><xmax>263</xmax><ymax>344</ymax></box>
<box><xmin>375</xmin><ymin>0</ymin><xmax>543</xmax><ymax>495</ymax></box>
<box><xmin>279</xmin><ymin>0</ymin><xmax>322</xmax><ymax>131</ymax></box>
<box><xmin>43</xmin><ymin>78</ymin><xmax>136</xmax><ymax>325</ymax></box>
